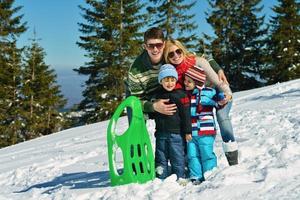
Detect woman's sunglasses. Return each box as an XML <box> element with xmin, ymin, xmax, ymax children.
<box><xmin>168</xmin><ymin>49</ymin><xmax>183</xmax><ymax>59</ymax></box>
<box><xmin>145</xmin><ymin>43</ymin><xmax>164</xmax><ymax>50</ymax></box>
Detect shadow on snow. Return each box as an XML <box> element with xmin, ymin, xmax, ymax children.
<box><xmin>250</xmin><ymin>88</ymin><xmax>300</xmax><ymax>102</ymax></box>
<box><xmin>15</xmin><ymin>170</ymin><xmax>111</xmax><ymax>194</ymax></box>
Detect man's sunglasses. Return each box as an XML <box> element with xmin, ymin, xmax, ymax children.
<box><xmin>168</xmin><ymin>49</ymin><xmax>183</xmax><ymax>59</ymax></box>
<box><xmin>145</xmin><ymin>43</ymin><xmax>164</xmax><ymax>50</ymax></box>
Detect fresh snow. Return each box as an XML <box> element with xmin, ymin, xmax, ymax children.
<box><xmin>0</xmin><ymin>79</ymin><xmax>300</xmax><ymax>200</ymax></box>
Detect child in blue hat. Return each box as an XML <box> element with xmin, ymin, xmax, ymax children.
<box><xmin>149</xmin><ymin>64</ymin><xmax>191</xmax><ymax>182</ymax></box>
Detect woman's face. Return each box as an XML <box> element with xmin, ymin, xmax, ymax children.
<box><xmin>167</xmin><ymin>44</ymin><xmax>184</xmax><ymax>65</ymax></box>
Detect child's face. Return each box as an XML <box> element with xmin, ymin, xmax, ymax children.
<box><xmin>184</xmin><ymin>76</ymin><xmax>196</xmax><ymax>91</ymax></box>
<box><xmin>161</xmin><ymin>77</ymin><xmax>177</xmax><ymax>91</ymax></box>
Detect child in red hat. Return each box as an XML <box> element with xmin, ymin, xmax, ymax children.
<box><xmin>184</xmin><ymin>65</ymin><xmax>226</xmax><ymax>184</ymax></box>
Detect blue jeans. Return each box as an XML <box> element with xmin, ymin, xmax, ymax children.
<box><xmin>216</xmin><ymin>101</ymin><xmax>235</xmax><ymax>142</ymax></box>
<box><xmin>155</xmin><ymin>132</ymin><xmax>185</xmax><ymax>179</ymax></box>
<box><xmin>187</xmin><ymin>136</ymin><xmax>217</xmax><ymax>180</ymax></box>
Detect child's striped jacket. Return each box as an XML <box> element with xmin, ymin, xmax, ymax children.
<box><xmin>188</xmin><ymin>87</ymin><xmax>222</xmax><ymax>136</ymax></box>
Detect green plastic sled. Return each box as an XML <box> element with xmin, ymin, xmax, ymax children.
<box><xmin>107</xmin><ymin>96</ymin><xmax>155</xmax><ymax>186</ymax></box>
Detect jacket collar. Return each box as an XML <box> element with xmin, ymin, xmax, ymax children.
<box><xmin>141</xmin><ymin>50</ymin><xmax>165</xmax><ymax>70</ymax></box>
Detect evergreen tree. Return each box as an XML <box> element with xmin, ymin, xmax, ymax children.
<box><xmin>205</xmin><ymin>0</ymin><xmax>268</xmax><ymax>91</ymax></box>
<box><xmin>76</xmin><ymin>0</ymin><xmax>146</xmax><ymax>123</ymax></box>
<box><xmin>266</xmin><ymin>0</ymin><xmax>300</xmax><ymax>83</ymax></box>
<box><xmin>0</xmin><ymin>0</ymin><xmax>27</xmax><ymax>147</ymax></box>
<box><xmin>0</xmin><ymin>41</ymin><xmax>24</xmax><ymax>147</ymax></box>
<box><xmin>21</xmin><ymin>35</ymin><xmax>67</xmax><ymax>139</ymax></box>
<box><xmin>147</xmin><ymin>0</ymin><xmax>198</xmax><ymax>50</ymax></box>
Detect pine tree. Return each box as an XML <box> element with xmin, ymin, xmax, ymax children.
<box><xmin>266</xmin><ymin>0</ymin><xmax>300</xmax><ymax>83</ymax></box>
<box><xmin>147</xmin><ymin>0</ymin><xmax>198</xmax><ymax>50</ymax></box>
<box><xmin>0</xmin><ymin>0</ymin><xmax>27</xmax><ymax>147</ymax></box>
<box><xmin>0</xmin><ymin>41</ymin><xmax>24</xmax><ymax>147</ymax></box>
<box><xmin>205</xmin><ymin>0</ymin><xmax>268</xmax><ymax>91</ymax></box>
<box><xmin>21</xmin><ymin>34</ymin><xmax>67</xmax><ymax>139</ymax></box>
<box><xmin>76</xmin><ymin>0</ymin><xmax>146</xmax><ymax>123</ymax></box>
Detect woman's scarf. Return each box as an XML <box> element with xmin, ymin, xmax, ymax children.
<box><xmin>174</xmin><ymin>56</ymin><xmax>196</xmax><ymax>89</ymax></box>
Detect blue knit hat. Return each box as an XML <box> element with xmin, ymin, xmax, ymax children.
<box><xmin>158</xmin><ymin>64</ymin><xmax>178</xmax><ymax>83</ymax></box>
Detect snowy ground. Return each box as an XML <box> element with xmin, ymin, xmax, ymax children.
<box><xmin>0</xmin><ymin>79</ymin><xmax>300</xmax><ymax>200</ymax></box>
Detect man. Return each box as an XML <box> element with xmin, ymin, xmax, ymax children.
<box><xmin>126</xmin><ymin>27</ymin><xmax>184</xmax><ymax>180</ymax></box>
<box><xmin>126</xmin><ymin>27</ymin><xmax>176</xmax><ymax>116</ymax></box>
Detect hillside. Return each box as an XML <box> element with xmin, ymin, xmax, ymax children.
<box><xmin>0</xmin><ymin>79</ymin><xmax>299</xmax><ymax>200</ymax></box>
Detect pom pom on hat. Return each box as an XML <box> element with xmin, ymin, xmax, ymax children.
<box><xmin>158</xmin><ymin>64</ymin><xmax>178</xmax><ymax>83</ymax></box>
<box><xmin>185</xmin><ymin>65</ymin><xmax>206</xmax><ymax>88</ymax></box>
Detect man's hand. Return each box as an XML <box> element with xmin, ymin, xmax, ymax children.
<box><xmin>153</xmin><ymin>99</ymin><xmax>177</xmax><ymax>115</ymax></box>
<box><xmin>218</xmin><ymin>70</ymin><xmax>229</xmax><ymax>85</ymax></box>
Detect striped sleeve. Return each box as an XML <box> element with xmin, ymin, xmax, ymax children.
<box><xmin>127</xmin><ymin>70</ymin><xmax>144</xmax><ymax>97</ymax></box>
<box><xmin>126</xmin><ymin>54</ymin><xmax>162</xmax><ymax>112</ymax></box>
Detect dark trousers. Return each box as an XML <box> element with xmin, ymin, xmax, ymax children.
<box><xmin>155</xmin><ymin>132</ymin><xmax>185</xmax><ymax>179</ymax></box>
<box><xmin>125</xmin><ymin>84</ymin><xmax>132</xmax><ymax>124</ymax></box>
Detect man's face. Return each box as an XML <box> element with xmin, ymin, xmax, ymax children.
<box><xmin>144</xmin><ymin>39</ymin><xmax>165</xmax><ymax>64</ymax></box>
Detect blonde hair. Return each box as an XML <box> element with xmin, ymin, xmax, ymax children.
<box><xmin>164</xmin><ymin>39</ymin><xmax>195</xmax><ymax>64</ymax></box>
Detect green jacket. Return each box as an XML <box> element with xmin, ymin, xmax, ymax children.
<box><xmin>126</xmin><ymin>50</ymin><xmax>164</xmax><ymax>112</ymax></box>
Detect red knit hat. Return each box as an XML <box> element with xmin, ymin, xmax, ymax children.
<box><xmin>185</xmin><ymin>65</ymin><xmax>206</xmax><ymax>89</ymax></box>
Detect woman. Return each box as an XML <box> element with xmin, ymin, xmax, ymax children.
<box><xmin>164</xmin><ymin>39</ymin><xmax>231</xmax><ymax>99</ymax></box>
<box><xmin>164</xmin><ymin>39</ymin><xmax>238</xmax><ymax>166</ymax></box>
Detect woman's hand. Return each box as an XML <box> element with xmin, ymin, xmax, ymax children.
<box><xmin>218</xmin><ymin>94</ymin><xmax>232</xmax><ymax>106</ymax></box>
<box><xmin>186</xmin><ymin>134</ymin><xmax>192</xmax><ymax>142</ymax></box>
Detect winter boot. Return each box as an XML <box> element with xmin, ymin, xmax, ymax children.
<box><xmin>191</xmin><ymin>179</ymin><xmax>203</xmax><ymax>185</ymax></box>
<box><xmin>177</xmin><ymin>178</ymin><xmax>190</xmax><ymax>186</ymax></box>
<box><xmin>222</xmin><ymin>141</ymin><xmax>238</xmax><ymax>166</ymax></box>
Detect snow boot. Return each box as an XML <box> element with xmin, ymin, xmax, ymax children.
<box><xmin>177</xmin><ymin>178</ymin><xmax>190</xmax><ymax>186</ymax></box>
<box><xmin>191</xmin><ymin>178</ymin><xmax>204</xmax><ymax>185</ymax></box>
<box><xmin>222</xmin><ymin>141</ymin><xmax>238</xmax><ymax>166</ymax></box>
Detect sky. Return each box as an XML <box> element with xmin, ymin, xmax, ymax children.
<box><xmin>15</xmin><ymin>0</ymin><xmax>86</xmax><ymax>70</ymax></box>
<box><xmin>0</xmin><ymin>78</ymin><xmax>299</xmax><ymax>199</ymax></box>
<box><xmin>15</xmin><ymin>0</ymin><xmax>277</xmax><ymax>71</ymax></box>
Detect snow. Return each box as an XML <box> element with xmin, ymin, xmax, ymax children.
<box><xmin>101</xmin><ymin>93</ymin><xmax>108</xmax><ymax>99</ymax></box>
<box><xmin>1</xmin><ymin>79</ymin><xmax>300</xmax><ymax>200</ymax></box>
